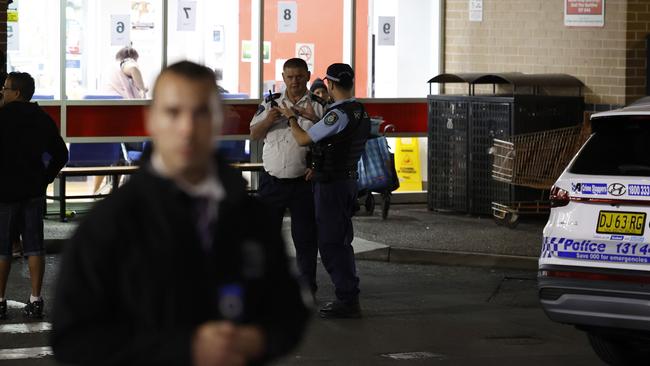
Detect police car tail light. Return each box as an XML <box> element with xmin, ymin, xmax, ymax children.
<box><xmin>549</xmin><ymin>185</ymin><xmax>570</xmax><ymax>207</ymax></box>
<box><xmin>541</xmin><ymin>270</ymin><xmax>650</xmax><ymax>284</ymax></box>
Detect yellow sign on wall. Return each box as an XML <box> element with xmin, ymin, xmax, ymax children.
<box><xmin>395</xmin><ymin>138</ymin><xmax>422</xmax><ymax>191</ymax></box>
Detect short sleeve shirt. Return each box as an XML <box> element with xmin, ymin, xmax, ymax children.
<box><xmin>307</xmin><ymin>98</ymin><xmax>356</xmax><ymax>143</ymax></box>
<box><xmin>250</xmin><ymin>91</ymin><xmax>324</xmax><ymax>178</ymax></box>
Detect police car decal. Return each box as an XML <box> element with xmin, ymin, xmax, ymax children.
<box><xmin>628</xmin><ymin>184</ymin><xmax>650</xmax><ymax>197</ymax></box>
<box><xmin>542</xmin><ymin>236</ymin><xmax>650</xmax><ymax>264</ymax></box>
<box><xmin>571</xmin><ymin>183</ymin><xmax>607</xmax><ymax>195</ymax></box>
<box><xmin>324</xmin><ymin>112</ymin><xmax>338</xmax><ymax>126</ymax></box>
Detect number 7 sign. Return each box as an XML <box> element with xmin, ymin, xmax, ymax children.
<box><xmin>177</xmin><ymin>1</ymin><xmax>197</xmax><ymax>31</ymax></box>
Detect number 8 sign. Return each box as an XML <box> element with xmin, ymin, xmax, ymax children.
<box><xmin>278</xmin><ymin>1</ymin><xmax>297</xmax><ymax>33</ymax></box>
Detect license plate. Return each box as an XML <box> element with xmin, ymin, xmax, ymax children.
<box><xmin>596</xmin><ymin>211</ymin><xmax>646</xmax><ymax>236</ymax></box>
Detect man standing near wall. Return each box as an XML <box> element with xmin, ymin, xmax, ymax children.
<box><xmin>0</xmin><ymin>71</ymin><xmax>68</xmax><ymax>319</ymax></box>
<box><xmin>250</xmin><ymin>58</ymin><xmax>324</xmax><ymax>296</ymax></box>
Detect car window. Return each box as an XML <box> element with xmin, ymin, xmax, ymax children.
<box><xmin>570</xmin><ymin>118</ymin><xmax>650</xmax><ymax>176</ymax></box>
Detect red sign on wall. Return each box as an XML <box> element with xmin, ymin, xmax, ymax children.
<box><xmin>565</xmin><ymin>0</ymin><xmax>605</xmax><ymax>27</ymax></box>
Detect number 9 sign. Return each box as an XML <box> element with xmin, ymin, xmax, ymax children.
<box><xmin>378</xmin><ymin>16</ymin><xmax>395</xmax><ymax>46</ymax></box>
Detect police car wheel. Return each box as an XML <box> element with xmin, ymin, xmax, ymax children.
<box><xmin>587</xmin><ymin>332</ymin><xmax>650</xmax><ymax>366</ymax></box>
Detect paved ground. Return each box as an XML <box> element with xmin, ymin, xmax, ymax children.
<box><xmin>0</xmin><ymin>202</ymin><xmax>588</xmax><ymax>364</ymax></box>
<box><xmin>43</xmin><ymin>202</ymin><xmax>546</xmax><ymax>269</ymax></box>
<box><xmin>0</xmin><ymin>257</ymin><xmax>603</xmax><ymax>365</ymax></box>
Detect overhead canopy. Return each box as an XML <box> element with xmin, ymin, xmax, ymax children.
<box><xmin>472</xmin><ymin>73</ymin><xmax>584</xmax><ymax>88</ymax></box>
<box><xmin>426</xmin><ymin>73</ymin><xmax>487</xmax><ymax>84</ymax></box>
<box><xmin>427</xmin><ymin>72</ymin><xmax>584</xmax><ymax>95</ymax></box>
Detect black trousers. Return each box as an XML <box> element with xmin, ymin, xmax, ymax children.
<box><xmin>314</xmin><ymin>179</ymin><xmax>360</xmax><ymax>303</ymax></box>
<box><xmin>257</xmin><ymin>171</ymin><xmax>318</xmax><ymax>293</ymax></box>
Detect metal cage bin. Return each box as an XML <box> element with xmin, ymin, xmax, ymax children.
<box><xmin>427</xmin><ymin>72</ymin><xmax>585</xmax><ymax>215</ymax></box>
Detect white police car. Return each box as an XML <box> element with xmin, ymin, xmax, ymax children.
<box><xmin>539</xmin><ymin>97</ymin><xmax>650</xmax><ymax>365</ymax></box>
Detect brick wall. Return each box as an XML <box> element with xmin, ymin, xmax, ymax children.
<box><xmin>626</xmin><ymin>0</ymin><xmax>649</xmax><ymax>103</ymax></box>
<box><xmin>445</xmin><ymin>0</ymin><xmax>648</xmax><ymax>107</ymax></box>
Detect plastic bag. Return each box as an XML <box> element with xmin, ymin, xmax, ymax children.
<box><xmin>357</xmin><ymin>136</ymin><xmax>399</xmax><ymax>192</ymax></box>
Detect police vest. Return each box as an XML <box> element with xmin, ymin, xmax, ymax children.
<box><xmin>312</xmin><ymin>101</ymin><xmax>370</xmax><ymax>182</ymax></box>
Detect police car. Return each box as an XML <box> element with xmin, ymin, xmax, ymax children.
<box><xmin>539</xmin><ymin>97</ymin><xmax>650</xmax><ymax>365</ymax></box>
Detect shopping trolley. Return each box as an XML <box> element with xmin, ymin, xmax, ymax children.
<box><xmin>490</xmin><ymin>123</ymin><xmax>591</xmax><ymax>227</ymax></box>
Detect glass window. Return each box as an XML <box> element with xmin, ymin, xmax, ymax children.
<box><xmin>6</xmin><ymin>0</ymin><xmax>61</xmax><ymax>100</ymax></box>
<box><xmin>167</xmin><ymin>0</ymin><xmax>259</xmax><ymax>99</ymax></box>
<box><xmin>355</xmin><ymin>0</ymin><xmax>442</xmax><ymax>98</ymax></box>
<box><xmin>262</xmin><ymin>0</ymin><xmax>345</xmax><ymax>96</ymax></box>
<box><xmin>570</xmin><ymin>118</ymin><xmax>650</xmax><ymax>176</ymax></box>
<box><xmin>65</xmin><ymin>0</ymin><xmax>164</xmax><ymax>100</ymax></box>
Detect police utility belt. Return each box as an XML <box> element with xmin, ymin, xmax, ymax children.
<box><xmin>311</xmin><ymin>167</ymin><xmax>359</xmax><ymax>182</ymax></box>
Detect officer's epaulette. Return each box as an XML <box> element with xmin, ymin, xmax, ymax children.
<box><xmin>310</xmin><ymin>93</ymin><xmax>328</xmax><ymax>107</ymax></box>
<box><xmin>264</xmin><ymin>92</ymin><xmax>282</xmax><ymax>104</ymax></box>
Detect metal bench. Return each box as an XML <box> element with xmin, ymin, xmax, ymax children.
<box><xmin>47</xmin><ymin>163</ymin><xmax>264</xmax><ymax>221</ymax></box>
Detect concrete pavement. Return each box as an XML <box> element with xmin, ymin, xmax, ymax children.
<box><xmin>43</xmin><ymin>202</ymin><xmax>545</xmax><ymax>270</ymax></box>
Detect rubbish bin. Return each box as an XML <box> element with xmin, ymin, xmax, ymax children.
<box><xmin>427</xmin><ymin>72</ymin><xmax>585</xmax><ymax>215</ymax></box>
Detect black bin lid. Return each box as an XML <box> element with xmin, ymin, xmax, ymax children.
<box><xmin>427</xmin><ymin>72</ymin><xmax>584</xmax><ymax>96</ymax></box>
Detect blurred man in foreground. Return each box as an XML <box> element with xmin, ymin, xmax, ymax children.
<box><xmin>52</xmin><ymin>61</ymin><xmax>309</xmax><ymax>366</ymax></box>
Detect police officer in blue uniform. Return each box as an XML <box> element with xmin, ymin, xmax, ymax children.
<box><xmin>278</xmin><ymin>63</ymin><xmax>370</xmax><ymax>318</ymax></box>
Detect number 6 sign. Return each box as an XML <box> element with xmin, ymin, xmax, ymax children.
<box><xmin>278</xmin><ymin>1</ymin><xmax>297</xmax><ymax>33</ymax></box>
<box><xmin>111</xmin><ymin>15</ymin><xmax>131</xmax><ymax>46</ymax></box>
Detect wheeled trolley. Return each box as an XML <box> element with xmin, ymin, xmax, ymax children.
<box><xmin>490</xmin><ymin>123</ymin><xmax>590</xmax><ymax>227</ymax></box>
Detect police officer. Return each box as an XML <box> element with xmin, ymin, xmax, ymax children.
<box><xmin>250</xmin><ymin>58</ymin><xmax>324</xmax><ymax>296</ymax></box>
<box><xmin>278</xmin><ymin>63</ymin><xmax>370</xmax><ymax>318</ymax></box>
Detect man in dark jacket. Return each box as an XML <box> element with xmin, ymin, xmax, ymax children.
<box><xmin>52</xmin><ymin>61</ymin><xmax>309</xmax><ymax>366</ymax></box>
<box><xmin>0</xmin><ymin>72</ymin><xmax>68</xmax><ymax>320</ymax></box>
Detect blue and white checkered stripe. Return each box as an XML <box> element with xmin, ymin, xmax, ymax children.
<box><xmin>540</xmin><ymin>237</ymin><xmax>563</xmax><ymax>258</ymax></box>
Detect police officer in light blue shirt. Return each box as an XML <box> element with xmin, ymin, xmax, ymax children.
<box><xmin>278</xmin><ymin>63</ymin><xmax>370</xmax><ymax>318</ymax></box>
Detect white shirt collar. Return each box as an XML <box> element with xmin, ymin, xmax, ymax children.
<box><xmin>150</xmin><ymin>153</ymin><xmax>225</xmax><ymax>202</ymax></box>
<box><xmin>280</xmin><ymin>89</ymin><xmax>310</xmax><ymax>105</ymax></box>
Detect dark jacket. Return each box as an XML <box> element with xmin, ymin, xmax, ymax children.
<box><xmin>0</xmin><ymin>101</ymin><xmax>68</xmax><ymax>202</ymax></box>
<box><xmin>51</xmin><ymin>157</ymin><xmax>310</xmax><ymax>366</ymax></box>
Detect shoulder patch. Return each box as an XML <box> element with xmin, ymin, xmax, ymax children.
<box><xmin>255</xmin><ymin>104</ymin><xmax>265</xmax><ymax>116</ymax></box>
<box><xmin>324</xmin><ymin>112</ymin><xmax>339</xmax><ymax>126</ymax></box>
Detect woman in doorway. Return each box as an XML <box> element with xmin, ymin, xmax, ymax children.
<box><xmin>109</xmin><ymin>46</ymin><xmax>148</xmax><ymax>99</ymax></box>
